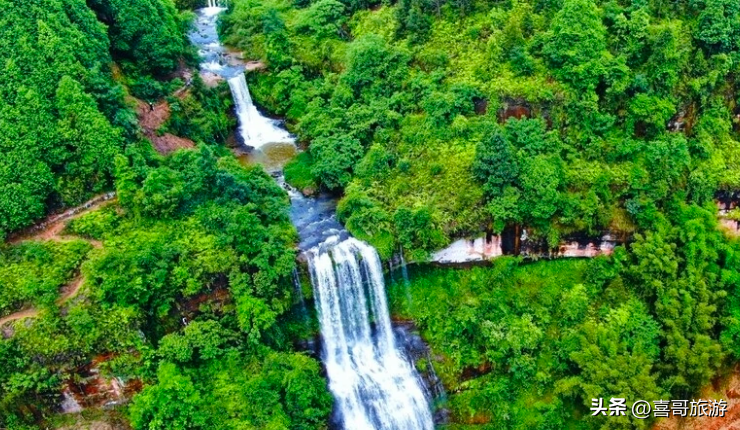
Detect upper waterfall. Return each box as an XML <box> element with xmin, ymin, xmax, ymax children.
<box><xmin>308</xmin><ymin>237</ymin><xmax>435</xmax><ymax>430</ymax></box>
<box><xmin>228</xmin><ymin>74</ymin><xmax>294</xmax><ymax>149</ymax></box>
<box><xmin>189</xmin><ymin>6</ymin><xmax>294</xmax><ymax>150</ymax></box>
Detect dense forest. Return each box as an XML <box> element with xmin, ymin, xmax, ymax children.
<box><xmin>222</xmin><ymin>0</ymin><xmax>740</xmax><ymax>257</ymax></box>
<box><xmin>1</xmin><ymin>144</ymin><xmax>333</xmax><ymax>429</ymax></box>
<box><xmin>220</xmin><ymin>0</ymin><xmax>740</xmax><ymax>427</ymax></box>
<box><xmin>0</xmin><ymin>0</ymin><xmax>194</xmax><ymax>238</ymax></box>
<box><xmin>1</xmin><ymin>0</ymin><xmax>740</xmax><ymax>428</ymax></box>
<box><xmin>390</xmin><ymin>205</ymin><xmax>740</xmax><ymax>428</ymax></box>
<box><xmin>0</xmin><ymin>1</ymin><xmax>331</xmax><ymax>429</ymax></box>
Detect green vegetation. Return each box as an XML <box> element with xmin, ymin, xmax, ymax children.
<box><xmin>222</xmin><ymin>0</ymin><xmax>740</xmax><ymax>257</ymax></box>
<box><xmin>91</xmin><ymin>0</ymin><xmax>191</xmax><ymax>78</ymax></box>
<box><xmin>3</xmin><ymin>0</ymin><xmax>740</xmax><ymax>429</ymax></box>
<box><xmin>0</xmin><ymin>145</ymin><xmax>331</xmax><ymax>430</ymax></box>
<box><xmin>219</xmin><ymin>1</ymin><xmax>740</xmax><ymax>426</ymax></box>
<box><xmin>392</xmin><ymin>202</ymin><xmax>740</xmax><ymax>428</ymax></box>
<box><xmin>0</xmin><ymin>240</ymin><xmax>92</xmax><ymax>316</ymax></box>
<box><xmin>0</xmin><ymin>0</ymin><xmax>191</xmax><ymax>240</ymax></box>
<box><xmin>284</xmin><ymin>151</ymin><xmax>320</xmax><ymax>192</ymax></box>
<box><xmin>164</xmin><ymin>76</ymin><xmax>235</xmax><ymax>145</ymax></box>
<box><xmin>0</xmin><ymin>1</ymin><xmax>333</xmax><ymax>428</ymax></box>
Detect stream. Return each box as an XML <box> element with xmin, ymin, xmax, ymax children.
<box><xmin>190</xmin><ymin>6</ymin><xmax>437</xmax><ymax>429</ymax></box>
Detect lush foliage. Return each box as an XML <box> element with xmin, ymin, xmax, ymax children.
<box><xmin>4</xmin><ymin>0</ymin><xmax>740</xmax><ymax>429</ymax></box>
<box><xmin>164</xmin><ymin>76</ymin><xmax>235</xmax><ymax>145</ymax></box>
<box><xmin>391</xmin><ymin>203</ymin><xmax>740</xmax><ymax>428</ymax></box>
<box><xmin>223</xmin><ymin>0</ymin><xmax>740</xmax><ymax>257</ymax></box>
<box><xmin>284</xmin><ymin>151</ymin><xmax>320</xmax><ymax>192</ymax></box>
<box><xmin>0</xmin><ymin>0</ymin><xmax>189</xmax><ymax>239</ymax></box>
<box><xmin>88</xmin><ymin>0</ymin><xmax>191</xmax><ymax>77</ymax></box>
<box><xmin>0</xmin><ymin>145</ymin><xmax>331</xmax><ymax>430</ymax></box>
<box><xmin>0</xmin><ymin>240</ymin><xmax>91</xmax><ymax>317</ymax></box>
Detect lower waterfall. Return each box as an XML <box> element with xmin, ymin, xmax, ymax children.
<box><xmin>308</xmin><ymin>237</ymin><xmax>434</xmax><ymax>430</ymax></box>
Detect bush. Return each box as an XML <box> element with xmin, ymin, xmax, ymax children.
<box><xmin>284</xmin><ymin>152</ymin><xmax>319</xmax><ymax>192</ymax></box>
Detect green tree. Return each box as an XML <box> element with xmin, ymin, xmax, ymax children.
<box><xmin>473</xmin><ymin>131</ymin><xmax>519</xmax><ymax>199</ymax></box>
<box><xmin>542</xmin><ymin>0</ymin><xmax>609</xmax><ymax>90</ymax></box>
<box><xmin>129</xmin><ymin>362</ymin><xmax>208</xmax><ymax>430</ymax></box>
<box><xmin>310</xmin><ymin>135</ymin><xmax>364</xmax><ymax>190</ymax></box>
<box><xmin>55</xmin><ymin>76</ymin><xmax>123</xmax><ymax>205</ymax></box>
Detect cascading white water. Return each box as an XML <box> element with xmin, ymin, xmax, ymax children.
<box><xmin>228</xmin><ymin>73</ymin><xmax>294</xmax><ymax>150</ymax></box>
<box><xmin>308</xmin><ymin>237</ymin><xmax>434</xmax><ymax>430</ymax></box>
<box><xmin>191</xmin><ymin>6</ymin><xmax>294</xmax><ymax>151</ymax></box>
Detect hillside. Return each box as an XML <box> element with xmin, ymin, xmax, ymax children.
<box><xmin>222</xmin><ymin>0</ymin><xmax>740</xmax><ymax>258</ymax></box>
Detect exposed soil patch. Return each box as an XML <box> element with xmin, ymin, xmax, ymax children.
<box><xmin>498</xmin><ymin>103</ymin><xmax>530</xmax><ymax>122</ymax></box>
<box><xmin>136</xmin><ymin>99</ymin><xmax>195</xmax><ymax>155</ymax></box>
<box><xmin>201</xmin><ymin>70</ymin><xmax>224</xmax><ymax>87</ymax></box>
<box><xmin>59</xmin><ymin>276</ymin><xmax>85</xmax><ymax>302</ymax></box>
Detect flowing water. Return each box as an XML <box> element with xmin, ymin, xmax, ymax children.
<box><xmin>228</xmin><ymin>74</ymin><xmax>294</xmax><ymax>149</ymax></box>
<box><xmin>308</xmin><ymin>238</ymin><xmax>434</xmax><ymax>430</ymax></box>
<box><xmin>283</xmin><ymin>183</ymin><xmax>435</xmax><ymax>428</ymax></box>
<box><xmin>190</xmin><ymin>7</ymin><xmax>434</xmax><ymax>428</ymax></box>
<box><xmin>189</xmin><ymin>6</ymin><xmax>294</xmax><ymax>151</ymax></box>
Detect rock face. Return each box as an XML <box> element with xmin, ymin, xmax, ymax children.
<box><xmin>59</xmin><ymin>354</ymin><xmax>142</xmax><ymax>414</ymax></box>
<box><xmin>717</xmin><ymin>192</ymin><xmax>740</xmax><ymax>212</ymax></box>
<box><xmin>558</xmin><ymin>237</ymin><xmax>615</xmax><ymax>257</ymax></box>
<box><xmin>717</xmin><ymin>193</ymin><xmax>740</xmax><ymax>237</ymax></box>
<box><xmin>431</xmin><ymin>232</ymin><xmax>617</xmax><ymax>264</ymax></box>
<box><xmin>720</xmin><ymin>218</ymin><xmax>740</xmax><ymax>236</ymax></box>
<box><xmin>431</xmin><ymin>235</ymin><xmax>503</xmax><ymax>263</ymax></box>
<box><xmin>499</xmin><ymin>103</ymin><xmax>531</xmax><ymax>122</ymax></box>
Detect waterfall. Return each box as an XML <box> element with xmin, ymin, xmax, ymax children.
<box><xmin>191</xmin><ymin>6</ymin><xmax>295</xmax><ymax>152</ymax></box>
<box><xmin>399</xmin><ymin>249</ymin><xmax>413</xmax><ymax>311</ymax></box>
<box><xmin>308</xmin><ymin>237</ymin><xmax>434</xmax><ymax>430</ymax></box>
<box><xmin>227</xmin><ymin>73</ymin><xmax>294</xmax><ymax>150</ymax></box>
<box><xmin>292</xmin><ymin>267</ymin><xmax>309</xmax><ymax>327</ymax></box>
<box><xmin>399</xmin><ymin>248</ymin><xmax>410</xmax><ymax>287</ymax></box>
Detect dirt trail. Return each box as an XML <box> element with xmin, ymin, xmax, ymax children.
<box><xmin>1</xmin><ymin>195</ymin><xmax>114</xmax><ymax>330</ymax></box>
<box><xmin>0</xmin><ymin>308</ymin><xmax>39</xmax><ymax>328</ymax></box>
<box><xmin>8</xmin><ymin>193</ymin><xmax>116</xmax><ymax>244</ymax></box>
<box><xmin>0</xmin><ymin>275</ymin><xmax>86</xmax><ymax>329</ymax></box>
